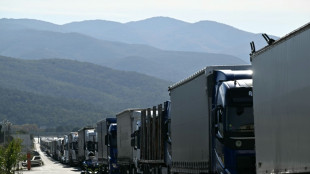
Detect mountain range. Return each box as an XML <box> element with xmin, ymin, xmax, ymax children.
<box><xmin>0</xmin><ymin>19</ymin><xmax>248</xmax><ymax>82</ymax></box>
<box><xmin>0</xmin><ymin>17</ymin><xmax>278</xmax><ymax>62</ymax></box>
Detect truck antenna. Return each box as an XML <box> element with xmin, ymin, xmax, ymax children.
<box><xmin>250</xmin><ymin>41</ymin><xmax>256</xmax><ymax>55</ymax></box>
<box><xmin>262</xmin><ymin>33</ymin><xmax>275</xmax><ymax>45</ymax></box>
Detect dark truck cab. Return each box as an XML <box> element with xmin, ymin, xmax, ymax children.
<box><xmin>209</xmin><ymin>70</ymin><xmax>255</xmax><ymax>174</ymax></box>
<box><xmin>107</xmin><ymin>123</ymin><xmax>118</xmax><ymax>173</ymax></box>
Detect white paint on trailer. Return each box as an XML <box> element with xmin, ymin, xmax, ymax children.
<box><xmin>252</xmin><ymin>23</ymin><xmax>310</xmax><ymax>174</ymax></box>
<box><xmin>116</xmin><ymin>109</ymin><xmax>142</xmax><ymax>164</ymax></box>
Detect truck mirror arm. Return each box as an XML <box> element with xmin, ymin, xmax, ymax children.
<box><xmin>216</xmin><ymin>131</ymin><xmax>224</xmax><ymax>141</ymax></box>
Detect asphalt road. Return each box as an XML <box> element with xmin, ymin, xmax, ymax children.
<box><xmin>22</xmin><ymin>139</ymin><xmax>81</xmax><ymax>174</ymax></box>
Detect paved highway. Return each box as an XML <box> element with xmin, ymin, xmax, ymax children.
<box><xmin>22</xmin><ymin>139</ymin><xmax>81</xmax><ymax>174</ymax></box>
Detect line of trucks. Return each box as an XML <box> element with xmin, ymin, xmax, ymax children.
<box><xmin>40</xmin><ymin>23</ymin><xmax>310</xmax><ymax>174</ymax></box>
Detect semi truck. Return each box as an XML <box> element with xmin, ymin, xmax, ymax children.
<box><xmin>56</xmin><ymin>138</ymin><xmax>64</xmax><ymax>161</ymax></box>
<box><xmin>96</xmin><ymin>118</ymin><xmax>118</xmax><ymax>173</ymax></box>
<box><xmin>116</xmin><ymin>109</ymin><xmax>142</xmax><ymax>173</ymax></box>
<box><xmin>132</xmin><ymin>101</ymin><xmax>172</xmax><ymax>174</ymax></box>
<box><xmin>78</xmin><ymin>127</ymin><xmax>97</xmax><ymax>164</ymax></box>
<box><xmin>62</xmin><ymin>135</ymin><xmax>69</xmax><ymax>164</ymax></box>
<box><xmin>251</xmin><ymin>23</ymin><xmax>310</xmax><ymax>174</ymax></box>
<box><xmin>168</xmin><ymin>65</ymin><xmax>255</xmax><ymax>174</ymax></box>
<box><xmin>50</xmin><ymin>138</ymin><xmax>58</xmax><ymax>159</ymax></box>
<box><xmin>40</xmin><ymin>137</ymin><xmax>53</xmax><ymax>156</ymax></box>
<box><xmin>68</xmin><ymin>132</ymin><xmax>79</xmax><ymax>166</ymax></box>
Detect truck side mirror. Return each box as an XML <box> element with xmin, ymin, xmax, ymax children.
<box><xmin>215</xmin><ymin>124</ymin><xmax>219</xmax><ymax>133</ymax></box>
<box><xmin>131</xmin><ymin>138</ymin><xmax>135</xmax><ymax>148</ymax></box>
<box><xmin>216</xmin><ymin>105</ymin><xmax>223</xmax><ymax>123</ymax></box>
<box><xmin>130</xmin><ymin>132</ymin><xmax>135</xmax><ymax>147</ymax></box>
<box><xmin>105</xmin><ymin>135</ymin><xmax>108</xmax><ymax>146</ymax></box>
<box><xmin>216</xmin><ymin>105</ymin><xmax>223</xmax><ymax>111</ymax></box>
<box><xmin>137</xmin><ymin>130</ymin><xmax>141</xmax><ymax>149</ymax></box>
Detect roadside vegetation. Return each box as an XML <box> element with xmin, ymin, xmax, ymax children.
<box><xmin>0</xmin><ymin>138</ymin><xmax>24</xmax><ymax>174</ymax></box>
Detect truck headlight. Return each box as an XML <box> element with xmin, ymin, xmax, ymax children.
<box><xmin>235</xmin><ymin>140</ymin><xmax>242</xmax><ymax>147</ymax></box>
<box><xmin>112</xmin><ymin>163</ymin><xmax>118</xmax><ymax>168</ymax></box>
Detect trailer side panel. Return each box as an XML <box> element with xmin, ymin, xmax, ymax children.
<box><xmin>252</xmin><ymin>24</ymin><xmax>310</xmax><ymax>174</ymax></box>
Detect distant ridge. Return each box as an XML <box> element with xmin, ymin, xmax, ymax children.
<box><xmin>0</xmin><ymin>17</ymin><xmax>278</xmax><ymax>62</ymax></box>
<box><xmin>0</xmin><ymin>23</ymin><xmax>246</xmax><ymax>82</ymax></box>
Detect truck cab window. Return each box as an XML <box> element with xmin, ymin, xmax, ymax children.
<box><xmin>87</xmin><ymin>141</ymin><xmax>96</xmax><ymax>152</ymax></box>
<box><xmin>73</xmin><ymin>142</ymin><xmax>78</xmax><ymax>150</ymax></box>
<box><xmin>110</xmin><ymin>131</ymin><xmax>117</xmax><ymax>148</ymax></box>
<box><xmin>136</xmin><ymin>129</ymin><xmax>140</xmax><ymax>149</ymax></box>
<box><xmin>226</xmin><ymin>106</ymin><xmax>254</xmax><ymax>132</ymax></box>
<box><xmin>217</xmin><ymin>106</ymin><xmax>224</xmax><ymax>138</ymax></box>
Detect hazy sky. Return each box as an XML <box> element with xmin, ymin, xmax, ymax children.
<box><xmin>1</xmin><ymin>0</ymin><xmax>309</xmax><ymax>37</ymax></box>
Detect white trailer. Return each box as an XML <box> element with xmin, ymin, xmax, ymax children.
<box><xmin>56</xmin><ymin>138</ymin><xmax>64</xmax><ymax>161</ymax></box>
<box><xmin>251</xmin><ymin>23</ymin><xmax>310</xmax><ymax>174</ymax></box>
<box><xmin>96</xmin><ymin>120</ymin><xmax>108</xmax><ymax>164</ymax></box>
<box><xmin>63</xmin><ymin>135</ymin><xmax>69</xmax><ymax>164</ymax></box>
<box><xmin>68</xmin><ymin>132</ymin><xmax>79</xmax><ymax>166</ymax></box>
<box><xmin>116</xmin><ymin>109</ymin><xmax>142</xmax><ymax>173</ymax></box>
<box><xmin>78</xmin><ymin>127</ymin><xmax>96</xmax><ymax>163</ymax></box>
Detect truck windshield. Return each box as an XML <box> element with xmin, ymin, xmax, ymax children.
<box><xmin>87</xmin><ymin>141</ymin><xmax>96</xmax><ymax>152</ymax></box>
<box><xmin>71</xmin><ymin>142</ymin><xmax>78</xmax><ymax>150</ymax></box>
<box><xmin>110</xmin><ymin>131</ymin><xmax>117</xmax><ymax>148</ymax></box>
<box><xmin>226</xmin><ymin>106</ymin><xmax>254</xmax><ymax>132</ymax></box>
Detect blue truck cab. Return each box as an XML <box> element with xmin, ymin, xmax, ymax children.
<box><xmin>209</xmin><ymin>70</ymin><xmax>255</xmax><ymax>174</ymax></box>
<box><xmin>106</xmin><ymin>122</ymin><xmax>118</xmax><ymax>174</ymax></box>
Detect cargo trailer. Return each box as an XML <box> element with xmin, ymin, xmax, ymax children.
<box><xmin>134</xmin><ymin>101</ymin><xmax>171</xmax><ymax>174</ymax></box>
<box><xmin>116</xmin><ymin>109</ymin><xmax>142</xmax><ymax>173</ymax></box>
<box><xmin>68</xmin><ymin>132</ymin><xmax>79</xmax><ymax>166</ymax></box>
<box><xmin>251</xmin><ymin>23</ymin><xmax>310</xmax><ymax>174</ymax></box>
<box><xmin>78</xmin><ymin>127</ymin><xmax>97</xmax><ymax>164</ymax></box>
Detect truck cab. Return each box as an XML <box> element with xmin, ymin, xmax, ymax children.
<box><xmin>63</xmin><ymin>135</ymin><xmax>69</xmax><ymax>164</ymax></box>
<box><xmin>56</xmin><ymin>138</ymin><xmax>64</xmax><ymax>161</ymax></box>
<box><xmin>210</xmin><ymin>70</ymin><xmax>255</xmax><ymax>174</ymax></box>
<box><xmin>68</xmin><ymin>132</ymin><xmax>79</xmax><ymax>166</ymax></box>
<box><xmin>107</xmin><ymin>123</ymin><xmax>118</xmax><ymax>173</ymax></box>
<box><xmin>96</xmin><ymin>118</ymin><xmax>118</xmax><ymax>173</ymax></box>
<box><xmin>85</xmin><ymin>129</ymin><xmax>97</xmax><ymax>161</ymax></box>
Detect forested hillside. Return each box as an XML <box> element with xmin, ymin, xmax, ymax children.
<box><xmin>0</xmin><ymin>87</ymin><xmax>109</xmax><ymax>128</ymax></box>
<box><xmin>0</xmin><ymin>55</ymin><xmax>171</xmax><ymax>128</ymax></box>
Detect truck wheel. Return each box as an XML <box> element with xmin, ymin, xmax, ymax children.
<box><xmin>130</xmin><ymin>165</ymin><xmax>139</xmax><ymax>174</ymax></box>
<box><xmin>104</xmin><ymin>166</ymin><xmax>109</xmax><ymax>174</ymax></box>
<box><xmin>146</xmin><ymin>165</ymin><xmax>151</xmax><ymax>174</ymax></box>
<box><xmin>120</xmin><ymin>167</ymin><xmax>127</xmax><ymax>174</ymax></box>
<box><xmin>131</xmin><ymin>165</ymin><xmax>138</xmax><ymax>174</ymax></box>
<box><xmin>167</xmin><ymin>166</ymin><xmax>171</xmax><ymax>174</ymax></box>
<box><xmin>158</xmin><ymin>166</ymin><xmax>162</xmax><ymax>174</ymax></box>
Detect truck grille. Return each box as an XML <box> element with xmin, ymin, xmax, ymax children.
<box><xmin>236</xmin><ymin>155</ymin><xmax>256</xmax><ymax>174</ymax></box>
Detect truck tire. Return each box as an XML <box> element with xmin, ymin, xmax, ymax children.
<box><xmin>129</xmin><ymin>165</ymin><xmax>134</xmax><ymax>174</ymax></box>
